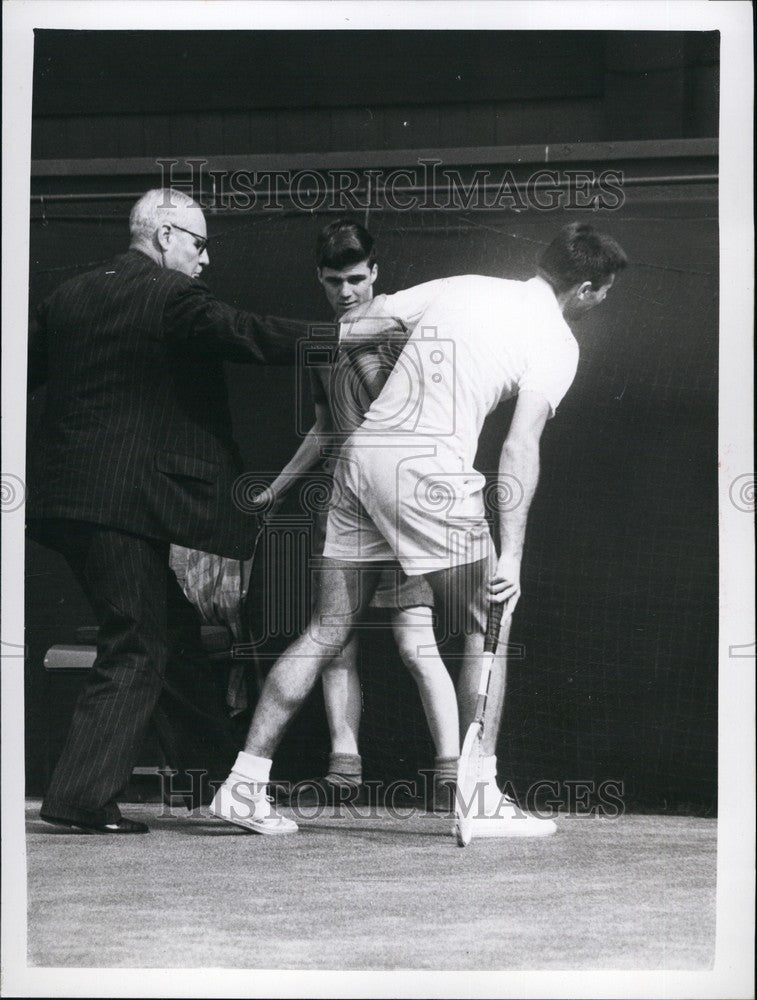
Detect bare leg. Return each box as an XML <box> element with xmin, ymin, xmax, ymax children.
<box><xmin>424</xmin><ymin>556</ymin><xmax>507</xmax><ymax>756</ymax></box>
<box><xmin>423</xmin><ymin>557</ymin><xmax>555</xmax><ymax>834</ymax></box>
<box><xmin>321</xmin><ymin>632</ymin><xmax>362</xmax><ymax>756</ymax></box>
<box><xmin>391</xmin><ymin>605</ymin><xmax>459</xmax><ymax>758</ymax></box>
<box><xmin>243</xmin><ymin>560</ymin><xmax>383</xmax><ymax>758</ymax></box>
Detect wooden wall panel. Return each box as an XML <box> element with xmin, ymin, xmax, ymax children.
<box><xmin>63</xmin><ymin>116</ymin><xmax>95</xmax><ymax>158</ymax></box>
<box><xmin>29</xmin><ymin>31</ymin><xmax>718</xmax><ymax>161</ymax></box>
<box><xmin>381</xmin><ymin>105</ymin><xmax>441</xmax><ymax>150</ymax></box>
<box><xmin>246</xmin><ymin>110</ymin><xmax>280</xmax><ymax>156</ymax></box>
<box><xmin>494</xmin><ymin>99</ymin><xmax>606</xmax><ymax>146</ymax></box>
<box><xmin>141</xmin><ymin>113</ymin><xmax>174</xmax><ymax>155</ymax></box>
<box><xmin>31</xmin><ymin>117</ymin><xmax>66</xmax><ymax>159</ymax></box>
<box><xmin>220</xmin><ymin>111</ymin><xmax>253</xmax><ymax>156</ymax></box>
<box><xmin>32</xmin><ymin>30</ymin><xmax>606</xmax><ymax>116</ymax></box>
<box><xmin>327</xmin><ymin>106</ymin><xmax>385</xmax><ymax>154</ymax></box>
<box><xmin>114</xmin><ymin>114</ymin><xmax>146</xmax><ymax>159</ymax></box>
<box><xmin>277</xmin><ymin>108</ymin><xmax>334</xmax><ymax>154</ymax></box>
<box><xmin>190</xmin><ymin>112</ymin><xmax>226</xmax><ymax>156</ymax></box>
<box><xmin>437</xmin><ymin>104</ymin><xmax>496</xmax><ymax>150</ymax></box>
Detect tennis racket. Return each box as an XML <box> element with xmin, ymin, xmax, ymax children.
<box><xmin>454</xmin><ymin>600</ymin><xmax>506</xmax><ymax>847</ymax></box>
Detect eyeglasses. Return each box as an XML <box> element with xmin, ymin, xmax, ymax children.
<box><xmin>170</xmin><ymin>224</ymin><xmax>210</xmax><ymax>254</ymax></box>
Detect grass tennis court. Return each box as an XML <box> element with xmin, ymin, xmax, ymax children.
<box><xmin>25</xmin><ymin>800</ymin><xmax>716</xmax><ymax>970</ymax></box>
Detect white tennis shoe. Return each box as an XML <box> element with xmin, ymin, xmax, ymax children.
<box><xmin>480</xmin><ymin>776</ymin><xmax>518</xmax><ymax>815</ymax></box>
<box><xmin>209</xmin><ymin>777</ymin><xmax>298</xmax><ymax>835</ymax></box>
<box><xmin>475</xmin><ymin>777</ymin><xmax>557</xmax><ymax>837</ymax></box>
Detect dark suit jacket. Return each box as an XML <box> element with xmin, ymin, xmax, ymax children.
<box><xmin>27</xmin><ymin>249</ymin><xmax>309</xmax><ymax>559</ymax></box>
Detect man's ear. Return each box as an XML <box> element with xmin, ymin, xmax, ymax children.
<box><xmin>576</xmin><ymin>280</ymin><xmax>593</xmax><ymax>301</ymax></box>
<box><xmin>156</xmin><ymin>224</ymin><xmax>172</xmax><ymax>252</ymax></box>
<box><xmin>369</xmin><ymin>264</ymin><xmax>378</xmax><ymax>286</ymax></box>
<box><xmin>316</xmin><ymin>267</ymin><xmax>324</xmax><ymax>286</ymax></box>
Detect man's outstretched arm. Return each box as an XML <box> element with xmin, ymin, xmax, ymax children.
<box><xmin>163</xmin><ymin>277</ymin><xmax>313</xmax><ymax>365</ymax></box>
<box><xmin>490</xmin><ymin>390</ymin><xmax>551</xmax><ymax>615</ymax></box>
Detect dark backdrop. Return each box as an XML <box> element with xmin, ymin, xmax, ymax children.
<box><xmin>31</xmin><ymin>29</ymin><xmax>718</xmax><ymax>157</ymax></box>
<box><xmin>26</xmin><ymin>28</ymin><xmax>718</xmax><ymax>813</ymax></box>
<box><xmin>26</xmin><ymin>179</ymin><xmax>718</xmax><ymax>813</ymax></box>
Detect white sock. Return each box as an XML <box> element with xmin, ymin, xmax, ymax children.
<box><xmin>230</xmin><ymin>751</ymin><xmax>272</xmax><ymax>783</ymax></box>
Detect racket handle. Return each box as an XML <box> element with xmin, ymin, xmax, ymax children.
<box><xmin>484</xmin><ymin>601</ymin><xmax>506</xmax><ymax>654</ymax></box>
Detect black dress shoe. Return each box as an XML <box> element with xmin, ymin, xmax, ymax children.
<box><xmin>40</xmin><ymin>813</ymin><xmax>149</xmax><ymax>834</ymax></box>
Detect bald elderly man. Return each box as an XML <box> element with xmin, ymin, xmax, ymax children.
<box><xmin>27</xmin><ymin>188</ymin><xmax>308</xmax><ymax>834</ymax></box>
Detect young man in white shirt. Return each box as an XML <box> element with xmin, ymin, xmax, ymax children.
<box><xmin>212</xmin><ymin>222</ymin><xmax>628</xmax><ymax>836</ymax></box>
<box><xmin>250</xmin><ymin>221</ymin><xmax>459</xmax><ymax>807</ymax></box>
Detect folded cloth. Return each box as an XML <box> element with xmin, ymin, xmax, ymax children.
<box><xmin>169</xmin><ymin>545</ymin><xmax>252</xmax><ymax>714</ymax></box>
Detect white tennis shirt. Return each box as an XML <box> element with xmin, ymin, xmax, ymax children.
<box><xmin>341</xmin><ymin>274</ymin><xmax>579</xmax><ymax>463</ymax></box>
<box><xmin>329</xmin><ymin>275</ymin><xmax>578</xmax><ymax>571</ymax></box>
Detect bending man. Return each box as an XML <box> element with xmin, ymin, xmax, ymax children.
<box><xmin>251</xmin><ymin>220</ymin><xmax>458</xmax><ymax>803</ymax></box>
<box><xmin>211</xmin><ymin>222</ymin><xmax>627</xmax><ymax>836</ymax></box>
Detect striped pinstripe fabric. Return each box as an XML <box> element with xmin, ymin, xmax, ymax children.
<box><xmin>40</xmin><ymin>524</ymin><xmax>242</xmax><ymax>825</ymax></box>
<box><xmin>28</xmin><ymin>248</ymin><xmax>308</xmax><ymax>559</ymax></box>
<box><xmin>30</xmin><ymin>248</ymin><xmax>309</xmax><ymax>823</ymax></box>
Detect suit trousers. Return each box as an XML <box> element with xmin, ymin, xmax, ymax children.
<box><xmin>38</xmin><ymin>521</ymin><xmax>241</xmax><ymax>824</ymax></box>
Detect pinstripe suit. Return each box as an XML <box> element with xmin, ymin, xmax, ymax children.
<box><xmin>28</xmin><ymin>248</ymin><xmax>307</xmax><ymax>824</ymax></box>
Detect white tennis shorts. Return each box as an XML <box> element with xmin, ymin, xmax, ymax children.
<box><xmin>323</xmin><ymin>435</ymin><xmax>493</xmax><ymax>575</ymax></box>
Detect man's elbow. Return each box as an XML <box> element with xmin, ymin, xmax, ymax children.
<box><xmin>500</xmin><ymin>435</ymin><xmax>541</xmax><ymax>489</ymax></box>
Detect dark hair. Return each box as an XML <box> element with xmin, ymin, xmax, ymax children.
<box><xmin>538</xmin><ymin>223</ymin><xmax>628</xmax><ymax>294</ymax></box>
<box><xmin>316</xmin><ymin>219</ymin><xmax>376</xmax><ymax>270</ymax></box>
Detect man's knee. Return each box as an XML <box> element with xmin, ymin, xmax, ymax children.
<box><xmin>392</xmin><ymin>621</ymin><xmax>432</xmax><ymax>671</ymax></box>
<box><xmin>302</xmin><ymin>618</ymin><xmax>356</xmax><ymax>659</ymax></box>
<box><xmin>322</xmin><ymin>636</ymin><xmax>359</xmax><ymax>676</ymax></box>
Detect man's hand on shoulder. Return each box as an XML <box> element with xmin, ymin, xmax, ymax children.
<box><xmin>339</xmin><ymin>295</ymin><xmax>408</xmax><ymax>345</ymax></box>
<box><xmin>249</xmin><ymin>485</ymin><xmax>285</xmax><ymax>517</ymax></box>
